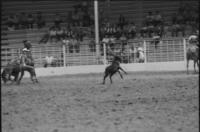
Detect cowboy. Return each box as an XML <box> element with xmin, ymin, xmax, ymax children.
<box><xmin>21</xmin><ymin>40</ymin><xmax>34</xmax><ymax>66</ymax></box>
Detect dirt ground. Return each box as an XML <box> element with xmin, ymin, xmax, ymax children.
<box><xmin>1</xmin><ymin>71</ymin><xmax>199</xmax><ymax>132</ymax></box>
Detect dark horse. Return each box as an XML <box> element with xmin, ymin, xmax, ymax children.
<box><xmin>1</xmin><ymin>57</ymin><xmax>38</xmax><ymax>84</ymax></box>
<box><xmin>102</xmin><ymin>56</ymin><xmax>127</xmax><ymax>84</ymax></box>
<box><xmin>186</xmin><ymin>45</ymin><xmax>199</xmax><ymax>74</ymax></box>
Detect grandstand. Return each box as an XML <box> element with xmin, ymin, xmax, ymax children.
<box><xmin>1</xmin><ymin>0</ymin><xmax>199</xmax><ymax>68</ymax></box>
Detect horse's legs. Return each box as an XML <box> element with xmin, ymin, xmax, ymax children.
<box><xmin>109</xmin><ymin>72</ymin><xmax>116</xmax><ymax>84</ymax></box>
<box><xmin>30</xmin><ymin>69</ymin><xmax>38</xmax><ymax>83</ymax></box>
<box><xmin>194</xmin><ymin>60</ymin><xmax>196</xmax><ymax>73</ymax></box>
<box><xmin>17</xmin><ymin>71</ymin><xmax>24</xmax><ymax>84</ymax></box>
<box><xmin>102</xmin><ymin>72</ymin><xmax>109</xmax><ymax>84</ymax></box>
<box><xmin>119</xmin><ymin>66</ymin><xmax>127</xmax><ymax>74</ymax></box>
<box><xmin>118</xmin><ymin>70</ymin><xmax>123</xmax><ymax>79</ymax></box>
<box><xmin>14</xmin><ymin>72</ymin><xmax>19</xmax><ymax>82</ymax></box>
<box><xmin>187</xmin><ymin>59</ymin><xmax>189</xmax><ymax>74</ymax></box>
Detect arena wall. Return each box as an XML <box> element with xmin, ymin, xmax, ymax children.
<box><xmin>22</xmin><ymin>61</ymin><xmax>195</xmax><ymax>78</ymax></box>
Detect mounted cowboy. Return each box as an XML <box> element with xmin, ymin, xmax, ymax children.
<box><xmin>186</xmin><ymin>30</ymin><xmax>199</xmax><ymax>73</ymax></box>
<box><xmin>188</xmin><ymin>30</ymin><xmax>199</xmax><ymax>46</ymax></box>
<box><xmin>1</xmin><ymin>40</ymin><xmax>38</xmax><ymax>84</ymax></box>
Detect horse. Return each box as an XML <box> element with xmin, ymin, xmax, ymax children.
<box><xmin>102</xmin><ymin>56</ymin><xmax>127</xmax><ymax>84</ymax></box>
<box><xmin>186</xmin><ymin>45</ymin><xmax>199</xmax><ymax>74</ymax></box>
<box><xmin>1</xmin><ymin>58</ymin><xmax>38</xmax><ymax>84</ymax></box>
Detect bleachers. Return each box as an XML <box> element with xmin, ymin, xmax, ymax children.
<box><xmin>1</xmin><ymin>0</ymin><xmax>198</xmax><ymax>68</ymax></box>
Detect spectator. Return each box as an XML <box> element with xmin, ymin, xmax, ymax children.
<box><xmin>68</xmin><ymin>35</ymin><xmax>79</xmax><ymax>53</ymax></box>
<box><xmin>144</xmin><ymin>12</ymin><xmax>155</xmax><ymax>37</ymax></box>
<box><xmin>171</xmin><ymin>22</ymin><xmax>185</xmax><ymax>37</ymax></box>
<box><xmin>172</xmin><ymin>13</ymin><xmax>177</xmax><ymax>24</ymax></box>
<box><xmin>140</xmin><ymin>22</ymin><xmax>148</xmax><ymax>38</ymax></box>
<box><xmin>54</xmin><ymin>13</ymin><xmax>62</xmax><ymax>28</ymax></box>
<box><xmin>176</xmin><ymin>10</ymin><xmax>184</xmax><ymax>25</ymax></box>
<box><xmin>6</xmin><ymin>14</ymin><xmax>15</xmax><ymax>31</ymax></box>
<box><xmin>72</xmin><ymin>9</ymin><xmax>79</xmax><ymax>26</ymax></box>
<box><xmin>13</xmin><ymin>14</ymin><xmax>19</xmax><ymax>30</ymax></box>
<box><xmin>115</xmin><ymin>26</ymin><xmax>122</xmax><ymax>39</ymax></box>
<box><xmin>44</xmin><ymin>55</ymin><xmax>57</xmax><ymax>67</ymax></box>
<box><xmin>118</xmin><ymin>14</ymin><xmax>126</xmax><ymax>30</ymax></box>
<box><xmin>152</xmin><ymin>34</ymin><xmax>161</xmax><ymax>49</ymax></box>
<box><xmin>77</xmin><ymin>8</ymin><xmax>84</xmax><ymax>26</ymax></box>
<box><xmin>66</xmin><ymin>11</ymin><xmax>73</xmax><ymax>24</ymax></box>
<box><xmin>56</xmin><ymin>27</ymin><xmax>64</xmax><ymax>41</ymax></box>
<box><xmin>19</xmin><ymin>12</ymin><xmax>28</xmax><ymax>29</ymax></box>
<box><xmin>82</xmin><ymin>11</ymin><xmax>91</xmax><ymax>27</ymax></box>
<box><xmin>36</xmin><ymin>11</ymin><xmax>46</xmax><ymax>29</ymax></box>
<box><xmin>153</xmin><ymin>11</ymin><xmax>163</xmax><ymax>26</ymax></box>
<box><xmin>145</xmin><ymin>11</ymin><xmax>154</xmax><ymax>26</ymax></box>
<box><xmin>27</xmin><ymin>14</ymin><xmax>34</xmax><ymax>29</ymax></box>
<box><xmin>49</xmin><ymin>26</ymin><xmax>57</xmax><ymax>42</ymax></box>
<box><xmin>89</xmin><ymin>39</ymin><xmax>96</xmax><ymax>52</ymax></box>
<box><xmin>128</xmin><ymin>22</ymin><xmax>137</xmax><ymax>39</ymax></box>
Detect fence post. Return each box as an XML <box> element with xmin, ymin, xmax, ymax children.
<box><xmin>62</xmin><ymin>44</ymin><xmax>66</xmax><ymax>67</ymax></box>
<box><xmin>103</xmin><ymin>42</ymin><xmax>107</xmax><ymax>65</ymax></box>
<box><xmin>143</xmin><ymin>40</ymin><xmax>147</xmax><ymax>63</ymax></box>
<box><xmin>183</xmin><ymin>38</ymin><xmax>187</xmax><ymax>62</ymax></box>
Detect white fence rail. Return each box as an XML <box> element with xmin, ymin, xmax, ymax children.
<box><xmin>1</xmin><ymin>38</ymin><xmax>188</xmax><ymax>68</ymax></box>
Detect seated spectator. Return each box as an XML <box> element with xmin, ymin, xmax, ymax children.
<box><xmin>6</xmin><ymin>14</ymin><xmax>15</xmax><ymax>31</ymax></box>
<box><xmin>64</xmin><ymin>27</ymin><xmax>74</xmax><ymax>39</ymax></box>
<box><xmin>154</xmin><ymin>24</ymin><xmax>163</xmax><ymax>37</ymax></box>
<box><xmin>81</xmin><ymin>1</ymin><xmax>89</xmax><ymax>13</ymax></box>
<box><xmin>72</xmin><ymin>9</ymin><xmax>79</xmax><ymax>27</ymax></box>
<box><xmin>27</xmin><ymin>14</ymin><xmax>34</xmax><ymax>29</ymax></box>
<box><xmin>19</xmin><ymin>12</ymin><xmax>28</xmax><ymax>29</ymax></box>
<box><xmin>36</xmin><ymin>11</ymin><xmax>46</xmax><ymax>29</ymax></box>
<box><xmin>152</xmin><ymin>34</ymin><xmax>161</xmax><ymax>49</ymax></box>
<box><xmin>56</xmin><ymin>27</ymin><xmax>64</xmax><ymax>41</ymax></box>
<box><xmin>176</xmin><ymin>10</ymin><xmax>184</xmax><ymax>25</ymax></box>
<box><xmin>128</xmin><ymin>22</ymin><xmax>137</xmax><ymax>39</ymax></box>
<box><xmin>115</xmin><ymin>26</ymin><xmax>122</xmax><ymax>39</ymax></box>
<box><xmin>49</xmin><ymin>26</ymin><xmax>57</xmax><ymax>42</ymax></box>
<box><xmin>118</xmin><ymin>14</ymin><xmax>126</xmax><ymax>30</ymax></box>
<box><xmin>77</xmin><ymin>8</ymin><xmax>84</xmax><ymax>26</ymax></box>
<box><xmin>172</xmin><ymin>13</ymin><xmax>177</xmax><ymax>25</ymax></box>
<box><xmin>82</xmin><ymin>11</ymin><xmax>91</xmax><ymax>27</ymax></box>
<box><xmin>68</xmin><ymin>35</ymin><xmax>79</xmax><ymax>53</ymax></box>
<box><xmin>153</xmin><ymin>11</ymin><xmax>163</xmax><ymax>26</ymax></box>
<box><xmin>54</xmin><ymin>13</ymin><xmax>62</xmax><ymax>28</ymax></box>
<box><xmin>120</xmin><ymin>33</ymin><xmax>127</xmax><ymax>52</ymax></box>
<box><xmin>171</xmin><ymin>22</ymin><xmax>185</xmax><ymax>37</ymax></box>
<box><xmin>145</xmin><ymin>11</ymin><xmax>154</xmax><ymax>26</ymax></box>
<box><xmin>140</xmin><ymin>22</ymin><xmax>148</xmax><ymax>38</ymax></box>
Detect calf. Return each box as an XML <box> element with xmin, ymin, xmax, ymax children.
<box><xmin>102</xmin><ymin>56</ymin><xmax>127</xmax><ymax>84</ymax></box>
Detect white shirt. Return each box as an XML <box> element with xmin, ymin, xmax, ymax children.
<box><xmin>45</xmin><ymin>56</ymin><xmax>54</xmax><ymax>64</ymax></box>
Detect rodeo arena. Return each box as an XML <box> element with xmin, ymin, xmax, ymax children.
<box><xmin>1</xmin><ymin>0</ymin><xmax>199</xmax><ymax>132</ymax></box>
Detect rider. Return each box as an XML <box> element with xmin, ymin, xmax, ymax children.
<box><xmin>21</xmin><ymin>40</ymin><xmax>34</xmax><ymax>66</ymax></box>
<box><xmin>188</xmin><ymin>30</ymin><xmax>199</xmax><ymax>47</ymax></box>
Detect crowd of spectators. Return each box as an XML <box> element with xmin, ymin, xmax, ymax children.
<box><xmin>6</xmin><ymin>11</ymin><xmax>46</xmax><ymax>31</ymax></box>
<box><xmin>5</xmin><ymin>2</ymin><xmax>198</xmax><ymax>55</ymax></box>
<box><xmin>171</xmin><ymin>3</ymin><xmax>199</xmax><ymax>37</ymax></box>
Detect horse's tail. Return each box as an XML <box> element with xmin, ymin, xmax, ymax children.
<box><xmin>1</xmin><ymin>69</ymin><xmax>7</xmax><ymax>83</ymax></box>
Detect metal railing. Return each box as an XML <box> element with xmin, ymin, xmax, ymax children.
<box><xmin>1</xmin><ymin>38</ymin><xmax>187</xmax><ymax>68</ymax></box>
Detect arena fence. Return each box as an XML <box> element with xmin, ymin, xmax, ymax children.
<box><xmin>1</xmin><ymin>37</ymin><xmax>188</xmax><ymax>68</ymax></box>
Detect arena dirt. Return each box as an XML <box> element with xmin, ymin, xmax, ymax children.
<box><xmin>1</xmin><ymin>71</ymin><xmax>199</xmax><ymax>132</ymax></box>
